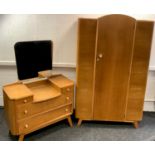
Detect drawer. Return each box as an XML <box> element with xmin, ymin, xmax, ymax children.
<box><xmin>16</xmin><ymin>95</ymin><xmax>68</xmax><ymax>120</ymax></box>
<box><xmin>15</xmin><ymin>97</ymin><xmax>33</xmax><ymax>105</ymax></box>
<box><xmin>65</xmin><ymin>94</ymin><xmax>73</xmax><ymax>104</ymax></box>
<box><xmin>18</xmin><ymin>105</ymin><xmax>72</xmax><ymax>134</ymax></box>
<box><xmin>63</xmin><ymin>86</ymin><xmax>74</xmax><ymax>104</ymax></box>
<box><xmin>62</xmin><ymin>86</ymin><xmax>74</xmax><ymax>95</ymax></box>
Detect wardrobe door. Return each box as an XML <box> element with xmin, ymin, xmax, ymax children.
<box><xmin>93</xmin><ymin>15</ymin><xmax>136</xmax><ymax>121</ymax></box>
<box><xmin>126</xmin><ymin>21</ymin><xmax>154</xmax><ymax>121</ymax></box>
<box><xmin>76</xmin><ymin>19</ymin><xmax>97</xmax><ymax>120</ymax></box>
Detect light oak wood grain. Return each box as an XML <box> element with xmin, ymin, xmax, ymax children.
<box><xmin>94</xmin><ymin>15</ymin><xmax>136</xmax><ymax>121</ymax></box>
<box><xmin>126</xmin><ymin>21</ymin><xmax>154</xmax><ymax>121</ymax></box>
<box><xmin>76</xmin><ymin>14</ymin><xmax>154</xmax><ymax>128</ymax></box>
<box><xmin>76</xmin><ymin>19</ymin><xmax>97</xmax><ymax>120</ymax></box>
<box><xmin>3</xmin><ymin>74</ymin><xmax>74</xmax><ymax>140</ymax></box>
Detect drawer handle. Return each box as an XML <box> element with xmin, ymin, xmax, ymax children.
<box><xmin>23</xmin><ymin>99</ymin><xmax>27</xmax><ymax>103</ymax></box>
<box><xmin>66</xmin><ymin>97</ymin><xmax>70</xmax><ymax>100</ymax></box>
<box><xmin>65</xmin><ymin>108</ymin><xmax>69</xmax><ymax>112</ymax></box>
<box><xmin>24</xmin><ymin>110</ymin><xmax>28</xmax><ymax>115</ymax></box>
<box><xmin>66</xmin><ymin>88</ymin><xmax>71</xmax><ymax>92</ymax></box>
<box><xmin>25</xmin><ymin>124</ymin><xmax>29</xmax><ymax>129</ymax></box>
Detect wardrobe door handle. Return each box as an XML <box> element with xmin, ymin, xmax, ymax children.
<box><xmin>97</xmin><ymin>53</ymin><xmax>103</xmax><ymax>62</ymax></box>
<box><xmin>98</xmin><ymin>53</ymin><xmax>103</xmax><ymax>58</ymax></box>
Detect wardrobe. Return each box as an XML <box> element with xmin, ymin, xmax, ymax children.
<box><xmin>75</xmin><ymin>14</ymin><xmax>154</xmax><ymax>128</ymax></box>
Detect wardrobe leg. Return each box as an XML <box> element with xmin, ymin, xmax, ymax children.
<box><xmin>19</xmin><ymin>134</ymin><xmax>25</xmax><ymax>141</ymax></box>
<box><xmin>77</xmin><ymin>119</ymin><xmax>82</xmax><ymax>127</ymax></box>
<box><xmin>67</xmin><ymin>116</ymin><xmax>73</xmax><ymax>127</ymax></box>
<box><xmin>133</xmin><ymin>121</ymin><xmax>139</xmax><ymax>129</ymax></box>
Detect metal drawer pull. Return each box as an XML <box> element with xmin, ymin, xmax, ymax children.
<box><xmin>25</xmin><ymin>124</ymin><xmax>29</xmax><ymax>129</ymax></box>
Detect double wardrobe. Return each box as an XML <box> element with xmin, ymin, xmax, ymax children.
<box><xmin>76</xmin><ymin>14</ymin><xmax>154</xmax><ymax>128</ymax></box>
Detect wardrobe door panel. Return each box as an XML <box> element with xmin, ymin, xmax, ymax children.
<box><xmin>126</xmin><ymin>21</ymin><xmax>154</xmax><ymax>121</ymax></box>
<box><xmin>76</xmin><ymin>19</ymin><xmax>97</xmax><ymax>119</ymax></box>
<box><xmin>93</xmin><ymin>15</ymin><xmax>136</xmax><ymax>121</ymax></box>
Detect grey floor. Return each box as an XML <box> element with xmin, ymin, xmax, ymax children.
<box><xmin>0</xmin><ymin>108</ymin><xmax>155</xmax><ymax>141</ymax></box>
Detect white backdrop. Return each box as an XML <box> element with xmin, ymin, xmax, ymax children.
<box><xmin>0</xmin><ymin>14</ymin><xmax>155</xmax><ymax>68</ymax></box>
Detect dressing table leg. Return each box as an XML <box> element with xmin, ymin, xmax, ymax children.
<box><xmin>77</xmin><ymin>119</ymin><xmax>82</xmax><ymax>127</ymax></box>
<box><xmin>133</xmin><ymin>121</ymin><xmax>139</xmax><ymax>129</ymax></box>
<box><xmin>67</xmin><ymin>116</ymin><xmax>73</xmax><ymax>127</ymax></box>
<box><xmin>19</xmin><ymin>134</ymin><xmax>25</xmax><ymax>141</ymax></box>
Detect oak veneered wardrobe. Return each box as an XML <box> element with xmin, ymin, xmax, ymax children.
<box><xmin>76</xmin><ymin>14</ymin><xmax>154</xmax><ymax>128</ymax></box>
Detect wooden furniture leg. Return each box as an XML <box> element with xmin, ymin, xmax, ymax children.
<box><xmin>133</xmin><ymin>121</ymin><xmax>139</xmax><ymax>129</ymax></box>
<box><xmin>77</xmin><ymin>119</ymin><xmax>82</xmax><ymax>127</ymax></box>
<box><xmin>19</xmin><ymin>134</ymin><xmax>25</xmax><ymax>141</ymax></box>
<box><xmin>67</xmin><ymin>116</ymin><xmax>73</xmax><ymax>127</ymax></box>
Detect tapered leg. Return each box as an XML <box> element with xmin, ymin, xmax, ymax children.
<box><xmin>133</xmin><ymin>121</ymin><xmax>139</xmax><ymax>129</ymax></box>
<box><xmin>67</xmin><ymin>116</ymin><xmax>73</xmax><ymax>127</ymax></box>
<box><xmin>8</xmin><ymin>131</ymin><xmax>18</xmax><ymax>140</ymax></box>
<box><xmin>77</xmin><ymin>119</ymin><xmax>82</xmax><ymax>127</ymax></box>
<box><xmin>19</xmin><ymin>134</ymin><xmax>25</xmax><ymax>141</ymax></box>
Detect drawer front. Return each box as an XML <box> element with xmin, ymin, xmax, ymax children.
<box><xmin>18</xmin><ymin>105</ymin><xmax>72</xmax><ymax>134</ymax></box>
<box><xmin>15</xmin><ymin>97</ymin><xmax>33</xmax><ymax>105</ymax></box>
<box><xmin>62</xmin><ymin>86</ymin><xmax>74</xmax><ymax>95</ymax></box>
<box><xmin>63</xmin><ymin>86</ymin><xmax>74</xmax><ymax>104</ymax></box>
<box><xmin>65</xmin><ymin>94</ymin><xmax>73</xmax><ymax>104</ymax></box>
<box><xmin>16</xmin><ymin>95</ymin><xmax>68</xmax><ymax>120</ymax></box>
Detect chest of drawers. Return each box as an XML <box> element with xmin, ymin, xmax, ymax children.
<box><xmin>3</xmin><ymin>74</ymin><xmax>74</xmax><ymax>141</ymax></box>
